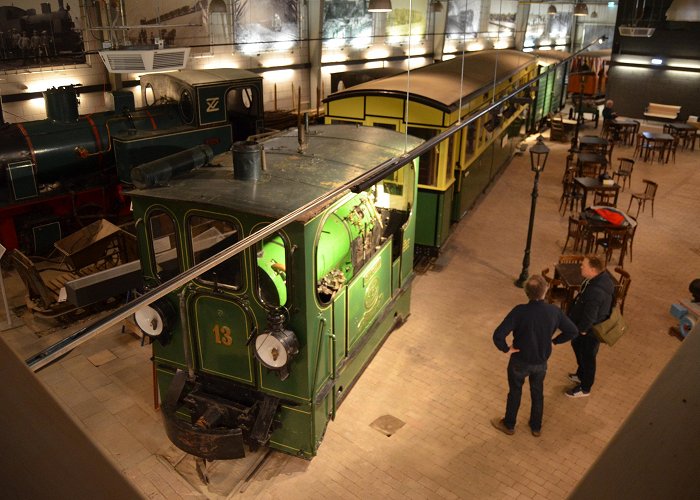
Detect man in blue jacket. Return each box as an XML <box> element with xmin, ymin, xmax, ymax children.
<box><xmin>566</xmin><ymin>254</ymin><xmax>615</xmax><ymax>398</ymax></box>
<box><xmin>492</xmin><ymin>275</ymin><xmax>578</xmax><ymax>437</ymax></box>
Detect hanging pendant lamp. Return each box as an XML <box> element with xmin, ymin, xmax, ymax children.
<box><xmin>574</xmin><ymin>2</ymin><xmax>589</xmax><ymax>16</ymax></box>
<box><xmin>547</xmin><ymin>5</ymin><xmax>557</xmax><ymax>16</ymax></box>
<box><xmin>368</xmin><ymin>0</ymin><xmax>392</xmax><ymax>13</ymax></box>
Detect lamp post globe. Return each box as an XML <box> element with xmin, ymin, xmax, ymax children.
<box><xmin>515</xmin><ymin>135</ymin><xmax>549</xmax><ymax>288</ymax></box>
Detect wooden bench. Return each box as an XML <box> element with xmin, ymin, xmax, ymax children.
<box><xmin>644</xmin><ymin>103</ymin><xmax>680</xmax><ymax>121</ymax></box>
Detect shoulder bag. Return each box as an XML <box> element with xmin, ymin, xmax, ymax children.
<box><xmin>592</xmin><ymin>306</ymin><xmax>629</xmax><ymax>346</ymax></box>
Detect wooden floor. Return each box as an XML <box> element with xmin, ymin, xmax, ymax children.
<box><xmin>0</xmin><ymin>118</ymin><xmax>697</xmax><ymax>499</ymax></box>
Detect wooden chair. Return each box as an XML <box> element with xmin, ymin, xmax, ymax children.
<box><xmin>665</xmin><ymin>136</ymin><xmax>680</xmax><ymax>163</ymax></box>
<box><xmin>550</xmin><ymin>115</ymin><xmax>570</xmax><ymax>142</ymax></box>
<box><xmin>611</xmin><ymin>157</ymin><xmax>634</xmax><ymax>190</ymax></box>
<box><xmin>542</xmin><ymin>268</ymin><xmax>570</xmax><ymax>310</ymax></box>
<box><xmin>605</xmin><ymin>140</ymin><xmax>615</xmax><ymax>166</ymax></box>
<box><xmin>628</xmin><ymin>179</ymin><xmax>658</xmax><ymax>217</ymax></box>
<box><xmin>613</xmin><ymin>267</ymin><xmax>632</xmax><ymax>314</ymax></box>
<box><xmin>563</xmin><ymin>216</ymin><xmax>586</xmax><ymax>252</ymax></box>
<box><xmin>595</xmin><ymin>228</ymin><xmax>630</xmax><ymax>266</ymax></box>
<box><xmin>559</xmin><ymin>168</ymin><xmax>583</xmax><ymax>214</ymax></box>
<box><xmin>633</xmin><ymin>133</ymin><xmax>652</xmax><ymax>161</ymax></box>
<box><xmin>626</xmin><ymin>216</ymin><xmax>638</xmax><ymax>262</ymax></box>
<box><xmin>559</xmin><ymin>254</ymin><xmax>585</xmax><ymax>264</ymax></box>
<box><xmin>593</xmin><ymin>190</ymin><xmax>617</xmax><ymax>207</ymax></box>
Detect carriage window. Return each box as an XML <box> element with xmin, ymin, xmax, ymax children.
<box><xmin>255</xmin><ymin>234</ymin><xmax>289</xmax><ymax>308</ymax></box>
<box><xmin>407</xmin><ymin>126</ymin><xmax>438</xmax><ymax>186</ymax></box>
<box><xmin>188</xmin><ymin>215</ymin><xmax>242</xmax><ymax>290</ymax></box>
<box><xmin>148</xmin><ymin>210</ymin><xmax>180</xmax><ymax>282</ymax></box>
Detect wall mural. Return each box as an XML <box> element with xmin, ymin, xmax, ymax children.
<box><xmin>234</xmin><ymin>0</ymin><xmax>298</xmax><ymax>52</ymax></box>
<box><xmin>0</xmin><ymin>0</ymin><xmax>85</xmax><ymax>70</ymax></box>
<box><xmin>121</xmin><ymin>0</ymin><xmax>298</xmax><ymax>55</ymax></box>
<box><xmin>323</xmin><ymin>0</ymin><xmax>372</xmax><ymax>43</ymax></box>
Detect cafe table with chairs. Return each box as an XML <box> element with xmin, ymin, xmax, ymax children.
<box><xmin>663</xmin><ymin>122</ymin><xmax>696</xmax><ymax>150</ymax></box>
<box><xmin>548</xmin><ymin>260</ymin><xmax>630</xmax><ymax>314</ymax></box>
<box><xmin>639</xmin><ymin>131</ymin><xmax>674</xmax><ymax>163</ymax></box>
<box><xmin>564</xmin><ymin>207</ymin><xmax>638</xmax><ymax>266</ymax></box>
<box><xmin>574</xmin><ymin>177</ymin><xmax>620</xmax><ymax>209</ymax></box>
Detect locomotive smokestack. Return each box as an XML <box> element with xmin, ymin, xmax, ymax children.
<box><xmin>43</xmin><ymin>86</ymin><xmax>80</xmax><ymax>123</ymax></box>
<box><xmin>232</xmin><ymin>141</ymin><xmax>264</xmax><ymax>181</ymax></box>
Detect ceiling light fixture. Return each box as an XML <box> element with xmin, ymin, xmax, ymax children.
<box><xmin>591</xmin><ymin>10</ymin><xmax>598</xmax><ymax>18</ymax></box>
<box><xmin>574</xmin><ymin>2</ymin><xmax>589</xmax><ymax>16</ymax></box>
<box><xmin>547</xmin><ymin>5</ymin><xmax>557</xmax><ymax>15</ymax></box>
<box><xmin>368</xmin><ymin>0</ymin><xmax>392</xmax><ymax>13</ymax></box>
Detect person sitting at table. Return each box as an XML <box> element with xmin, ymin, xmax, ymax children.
<box><xmin>565</xmin><ymin>254</ymin><xmax>615</xmax><ymax>398</ymax></box>
<box><xmin>602</xmin><ymin>99</ymin><xmax>618</xmax><ymax>122</ymax></box>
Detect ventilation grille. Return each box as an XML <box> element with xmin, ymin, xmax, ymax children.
<box><xmin>99</xmin><ymin>48</ymin><xmax>190</xmax><ymax>73</ymax></box>
<box><xmin>618</xmin><ymin>26</ymin><xmax>656</xmax><ymax>38</ymax></box>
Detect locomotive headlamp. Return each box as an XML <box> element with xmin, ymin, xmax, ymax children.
<box><xmin>254</xmin><ymin>310</ymin><xmax>299</xmax><ymax>380</ymax></box>
<box><xmin>134</xmin><ymin>298</ymin><xmax>176</xmax><ymax>345</ymax></box>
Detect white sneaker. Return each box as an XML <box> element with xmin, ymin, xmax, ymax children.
<box><xmin>565</xmin><ymin>386</ymin><xmax>590</xmax><ymax>398</ymax></box>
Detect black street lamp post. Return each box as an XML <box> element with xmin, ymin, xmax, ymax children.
<box><xmin>515</xmin><ymin>135</ymin><xmax>550</xmax><ymax>288</ymax></box>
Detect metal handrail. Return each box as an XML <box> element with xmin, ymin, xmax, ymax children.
<box><xmin>26</xmin><ymin>37</ymin><xmax>606</xmax><ymax>372</ymax></box>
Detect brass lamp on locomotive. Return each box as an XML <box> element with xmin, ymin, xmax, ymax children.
<box><xmin>128</xmin><ymin>124</ymin><xmax>422</xmax><ymax>459</ymax></box>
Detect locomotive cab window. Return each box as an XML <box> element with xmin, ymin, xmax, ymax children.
<box><xmin>147</xmin><ymin>210</ymin><xmax>180</xmax><ymax>282</ymax></box>
<box><xmin>188</xmin><ymin>215</ymin><xmax>242</xmax><ymax>290</ymax></box>
<box><xmin>227</xmin><ymin>86</ymin><xmax>261</xmax><ymax>142</ymax></box>
<box><xmin>255</xmin><ymin>233</ymin><xmax>289</xmax><ymax>308</ymax></box>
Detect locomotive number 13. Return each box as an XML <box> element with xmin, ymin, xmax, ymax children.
<box><xmin>213</xmin><ymin>324</ymin><xmax>233</xmax><ymax>346</ymax></box>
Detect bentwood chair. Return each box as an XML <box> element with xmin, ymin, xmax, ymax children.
<box><xmin>611</xmin><ymin>158</ymin><xmax>634</xmax><ymax>190</ymax></box>
<box><xmin>563</xmin><ymin>216</ymin><xmax>586</xmax><ymax>252</ymax></box>
<box><xmin>559</xmin><ymin>254</ymin><xmax>585</xmax><ymax>265</ymax></box>
<box><xmin>628</xmin><ymin>179</ymin><xmax>658</xmax><ymax>218</ymax></box>
<box><xmin>613</xmin><ymin>267</ymin><xmax>632</xmax><ymax>314</ymax></box>
<box><xmin>595</xmin><ymin>228</ymin><xmax>630</xmax><ymax>266</ymax></box>
<box><xmin>559</xmin><ymin>168</ymin><xmax>583</xmax><ymax>214</ymax></box>
<box><xmin>625</xmin><ymin>216</ymin><xmax>638</xmax><ymax>262</ymax></box>
<box><xmin>593</xmin><ymin>190</ymin><xmax>617</xmax><ymax>207</ymax></box>
<box><xmin>542</xmin><ymin>268</ymin><xmax>570</xmax><ymax>310</ymax></box>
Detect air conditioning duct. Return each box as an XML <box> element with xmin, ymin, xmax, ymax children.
<box><xmin>618</xmin><ymin>26</ymin><xmax>655</xmax><ymax>37</ymax></box>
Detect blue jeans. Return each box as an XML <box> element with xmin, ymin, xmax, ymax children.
<box><xmin>504</xmin><ymin>357</ymin><xmax>547</xmax><ymax>432</ymax></box>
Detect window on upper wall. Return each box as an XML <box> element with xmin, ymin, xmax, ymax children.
<box><xmin>234</xmin><ymin>0</ymin><xmax>299</xmax><ymax>55</ymax></box>
<box><xmin>147</xmin><ymin>210</ymin><xmax>180</xmax><ymax>282</ymax></box>
<box><xmin>322</xmin><ymin>0</ymin><xmax>427</xmax><ymax>49</ymax></box>
<box><xmin>188</xmin><ymin>215</ymin><xmax>242</xmax><ymax>291</ymax></box>
<box><xmin>524</xmin><ymin>4</ymin><xmax>573</xmax><ymax>50</ymax></box>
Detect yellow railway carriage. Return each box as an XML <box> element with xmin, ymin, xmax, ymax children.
<box><xmin>324</xmin><ymin>50</ymin><xmax>544</xmax><ymax>254</ymax></box>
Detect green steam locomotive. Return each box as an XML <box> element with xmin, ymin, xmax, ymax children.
<box><xmin>127</xmin><ymin>124</ymin><xmax>422</xmax><ymax>459</ymax></box>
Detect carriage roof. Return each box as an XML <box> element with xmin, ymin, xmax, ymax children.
<box><xmin>324</xmin><ymin>50</ymin><xmax>537</xmax><ymax>113</ymax></box>
<box><xmin>127</xmin><ymin>125</ymin><xmax>422</xmax><ymax>222</ymax></box>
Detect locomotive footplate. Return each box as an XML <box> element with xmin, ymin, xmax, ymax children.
<box><xmin>161</xmin><ymin>369</ymin><xmax>280</xmax><ymax>460</ymax></box>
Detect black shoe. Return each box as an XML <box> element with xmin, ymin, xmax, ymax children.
<box><xmin>565</xmin><ymin>386</ymin><xmax>590</xmax><ymax>398</ymax></box>
<box><xmin>491</xmin><ymin>418</ymin><xmax>514</xmax><ymax>435</ymax></box>
<box><xmin>568</xmin><ymin>373</ymin><xmax>581</xmax><ymax>384</ymax></box>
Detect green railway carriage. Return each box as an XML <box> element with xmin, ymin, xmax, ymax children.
<box><xmin>127</xmin><ymin>124</ymin><xmax>422</xmax><ymax>459</ymax></box>
<box><xmin>324</xmin><ymin>50</ymin><xmax>549</xmax><ymax>253</ymax></box>
<box><xmin>529</xmin><ymin>50</ymin><xmax>571</xmax><ymax>133</ymax></box>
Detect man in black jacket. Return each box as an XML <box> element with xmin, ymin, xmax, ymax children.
<box><xmin>566</xmin><ymin>254</ymin><xmax>615</xmax><ymax>398</ymax></box>
<box><xmin>492</xmin><ymin>275</ymin><xmax>578</xmax><ymax>437</ymax></box>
